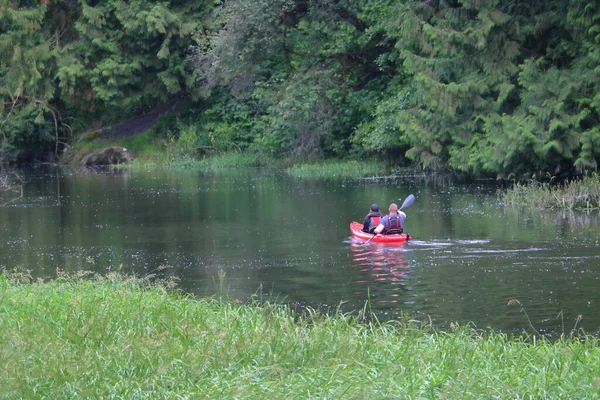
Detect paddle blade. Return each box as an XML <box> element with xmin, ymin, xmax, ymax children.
<box><xmin>400</xmin><ymin>194</ymin><xmax>415</xmax><ymax>210</ymax></box>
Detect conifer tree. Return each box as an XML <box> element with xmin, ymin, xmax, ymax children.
<box><xmin>64</xmin><ymin>0</ymin><xmax>208</xmax><ymax>109</ymax></box>
<box><xmin>382</xmin><ymin>0</ymin><xmax>521</xmax><ymax>171</ymax></box>
<box><xmin>471</xmin><ymin>0</ymin><xmax>599</xmax><ymax>176</ymax></box>
<box><xmin>1</xmin><ymin>0</ymin><xmax>210</xmax><ymax>157</ymax></box>
<box><xmin>0</xmin><ymin>3</ymin><xmax>64</xmax><ymax>154</ymax></box>
<box><xmin>354</xmin><ymin>0</ymin><xmax>599</xmax><ymax>177</ymax></box>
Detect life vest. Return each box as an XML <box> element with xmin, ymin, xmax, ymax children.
<box><xmin>371</xmin><ymin>215</ymin><xmax>381</xmax><ymax>227</ymax></box>
<box><xmin>383</xmin><ymin>213</ymin><xmax>403</xmax><ymax>234</ymax></box>
<box><xmin>363</xmin><ymin>213</ymin><xmax>381</xmax><ymax>233</ymax></box>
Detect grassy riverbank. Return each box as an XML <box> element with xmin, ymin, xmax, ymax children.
<box><xmin>65</xmin><ymin>127</ymin><xmax>406</xmax><ymax>178</ymax></box>
<box><xmin>67</xmin><ymin>130</ymin><xmax>386</xmax><ymax>176</ymax></box>
<box><xmin>1</xmin><ymin>273</ymin><xmax>599</xmax><ymax>399</ymax></box>
<box><xmin>503</xmin><ymin>174</ymin><xmax>600</xmax><ymax>209</ymax></box>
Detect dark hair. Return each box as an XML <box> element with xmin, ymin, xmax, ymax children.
<box><xmin>370</xmin><ymin>203</ymin><xmax>379</xmax><ymax>212</ymax></box>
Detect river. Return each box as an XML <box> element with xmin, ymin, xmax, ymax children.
<box><xmin>1</xmin><ymin>165</ymin><xmax>599</xmax><ymax>337</ymax></box>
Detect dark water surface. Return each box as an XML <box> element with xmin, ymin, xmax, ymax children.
<box><xmin>1</xmin><ymin>166</ymin><xmax>599</xmax><ymax>337</ymax></box>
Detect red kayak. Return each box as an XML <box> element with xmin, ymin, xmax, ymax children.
<box><xmin>350</xmin><ymin>221</ymin><xmax>411</xmax><ymax>244</ymax></box>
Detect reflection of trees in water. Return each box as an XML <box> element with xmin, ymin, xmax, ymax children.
<box><xmin>504</xmin><ymin>207</ymin><xmax>600</xmax><ymax>235</ymax></box>
<box><xmin>543</xmin><ymin>209</ymin><xmax>600</xmax><ymax>233</ymax></box>
<box><xmin>350</xmin><ymin>244</ymin><xmax>412</xmax><ymax>306</ymax></box>
<box><xmin>0</xmin><ymin>170</ymin><xmax>24</xmax><ymax>206</ymax></box>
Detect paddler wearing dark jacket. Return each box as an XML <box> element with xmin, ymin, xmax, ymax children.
<box><xmin>362</xmin><ymin>203</ymin><xmax>381</xmax><ymax>233</ymax></box>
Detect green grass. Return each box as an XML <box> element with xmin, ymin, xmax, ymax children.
<box><xmin>287</xmin><ymin>160</ymin><xmax>386</xmax><ymax>179</ymax></box>
<box><xmin>66</xmin><ymin>131</ymin><xmax>166</xmax><ymax>165</ymax></box>
<box><xmin>69</xmin><ymin>128</ymin><xmax>262</xmax><ymax>171</ymax></box>
<box><xmin>503</xmin><ymin>174</ymin><xmax>600</xmax><ymax>209</ymax></box>
<box><xmin>67</xmin><ymin>131</ymin><xmax>384</xmax><ymax>177</ymax></box>
<box><xmin>121</xmin><ymin>152</ymin><xmax>261</xmax><ymax>171</ymax></box>
<box><xmin>1</xmin><ymin>272</ymin><xmax>599</xmax><ymax>399</ymax></box>
<box><xmin>192</xmin><ymin>152</ymin><xmax>260</xmax><ymax>170</ymax></box>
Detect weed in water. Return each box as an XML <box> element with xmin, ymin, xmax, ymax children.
<box><xmin>287</xmin><ymin>160</ymin><xmax>386</xmax><ymax>179</ymax></box>
<box><xmin>503</xmin><ymin>174</ymin><xmax>600</xmax><ymax>209</ymax></box>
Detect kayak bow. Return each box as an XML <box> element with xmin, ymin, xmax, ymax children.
<box><xmin>350</xmin><ymin>221</ymin><xmax>411</xmax><ymax>244</ymax></box>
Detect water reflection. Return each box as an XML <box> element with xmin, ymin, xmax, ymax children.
<box><xmin>350</xmin><ymin>243</ymin><xmax>413</xmax><ymax>307</ymax></box>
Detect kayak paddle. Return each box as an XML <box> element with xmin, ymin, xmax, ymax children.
<box><xmin>364</xmin><ymin>194</ymin><xmax>415</xmax><ymax>244</ymax></box>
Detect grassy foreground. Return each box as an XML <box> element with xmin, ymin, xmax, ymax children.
<box><xmin>1</xmin><ymin>274</ymin><xmax>600</xmax><ymax>399</ymax></box>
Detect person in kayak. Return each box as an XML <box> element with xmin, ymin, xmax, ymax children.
<box><xmin>373</xmin><ymin>203</ymin><xmax>406</xmax><ymax>235</ymax></box>
<box><xmin>362</xmin><ymin>203</ymin><xmax>381</xmax><ymax>233</ymax></box>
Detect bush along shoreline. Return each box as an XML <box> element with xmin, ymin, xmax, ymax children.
<box><xmin>1</xmin><ymin>271</ymin><xmax>600</xmax><ymax>399</ymax></box>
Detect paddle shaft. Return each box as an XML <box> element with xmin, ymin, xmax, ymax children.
<box><xmin>365</xmin><ymin>194</ymin><xmax>415</xmax><ymax>244</ymax></box>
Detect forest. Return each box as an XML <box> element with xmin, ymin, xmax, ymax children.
<box><xmin>1</xmin><ymin>0</ymin><xmax>599</xmax><ymax>178</ymax></box>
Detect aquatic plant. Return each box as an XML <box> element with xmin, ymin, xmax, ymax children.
<box><xmin>192</xmin><ymin>153</ymin><xmax>262</xmax><ymax>170</ymax></box>
<box><xmin>287</xmin><ymin>160</ymin><xmax>385</xmax><ymax>179</ymax></box>
<box><xmin>503</xmin><ymin>174</ymin><xmax>600</xmax><ymax>209</ymax></box>
<box><xmin>114</xmin><ymin>151</ymin><xmax>262</xmax><ymax>171</ymax></box>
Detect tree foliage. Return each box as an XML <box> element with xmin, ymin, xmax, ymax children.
<box><xmin>0</xmin><ymin>3</ymin><xmax>61</xmax><ymax>154</ymax></box>
<box><xmin>194</xmin><ymin>0</ymin><xmax>392</xmax><ymax>158</ymax></box>
<box><xmin>473</xmin><ymin>0</ymin><xmax>600</xmax><ymax>176</ymax></box>
<box><xmin>1</xmin><ymin>0</ymin><xmax>598</xmax><ymax>177</ymax></box>
<box><xmin>353</xmin><ymin>0</ymin><xmax>599</xmax><ymax>177</ymax></box>
<box><xmin>1</xmin><ymin>0</ymin><xmax>209</xmax><ymax>157</ymax></box>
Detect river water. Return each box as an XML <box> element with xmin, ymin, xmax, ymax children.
<box><xmin>1</xmin><ymin>166</ymin><xmax>599</xmax><ymax>337</ymax></box>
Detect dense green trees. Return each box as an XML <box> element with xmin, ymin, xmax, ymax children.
<box><xmin>193</xmin><ymin>0</ymin><xmax>388</xmax><ymax>158</ymax></box>
<box><xmin>1</xmin><ymin>0</ymin><xmax>598</xmax><ymax>178</ymax></box>
<box><xmin>352</xmin><ymin>0</ymin><xmax>600</xmax><ymax>177</ymax></box>
<box><xmin>0</xmin><ymin>4</ymin><xmax>61</xmax><ymax>155</ymax></box>
<box><xmin>1</xmin><ymin>0</ymin><xmax>209</xmax><ymax>158</ymax></box>
<box><xmin>194</xmin><ymin>0</ymin><xmax>599</xmax><ymax>177</ymax></box>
